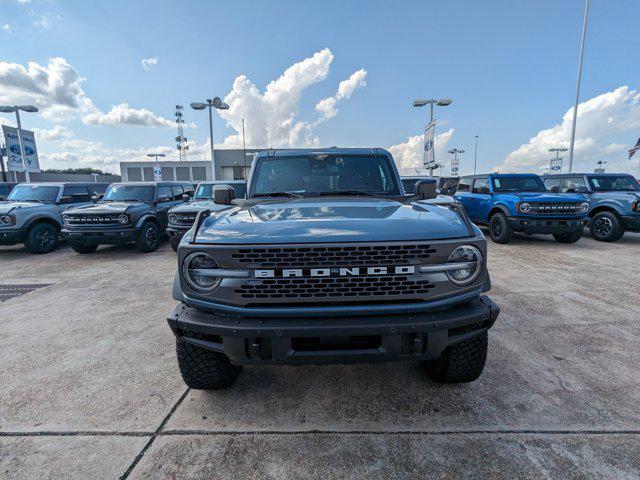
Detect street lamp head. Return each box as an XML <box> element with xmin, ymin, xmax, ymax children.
<box><xmin>447</xmin><ymin>149</ymin><xmax>456</xmax><ymax>154</ymax></box>
<box><xmin>190</xmin><ymin>102</ymin><xmax>207</xmax><ymax>110</ymax></box>
<box><xmin>18</xmin><ymin>105</ymin><xmax>38</xmax><ymax>113</ymax></box>
<box><xmin>412</xmin><ymin>99</ymin><xmax>428</xmax><ymax>107</ymax></box>
<box><xmin>0</xmin><ymin>106</ymin><xmax>16</xmax><ymax>113</ymax></box>
<box><xmin>217</xmin><ymin>102</ymin><xmax>229</xmax><ymax>110</ymax></box>
<box><xmin>212</xmin><ymin>97</ymin><xmax>223</xmax><ymax>108</ymax></box>
<box><xmin>436</xmin><ymin>98</ymin><xmax>452</xmax><ymax>106</ymax></box>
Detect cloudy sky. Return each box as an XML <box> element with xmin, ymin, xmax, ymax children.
<box><xmin>1</xmin><ymin>0</ymin><xmax>640</xmax><ymax>176</ymax></box>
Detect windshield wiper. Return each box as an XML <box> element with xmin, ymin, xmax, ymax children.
<box><xmin>253</xmin><ymin>192</ymin><xmax>303</xmax><ymax>198</ymax></box>
<box><xmin>317</xmin><ymin>190</ymin><xmax>379</xmax><ymax>197</ymax></box>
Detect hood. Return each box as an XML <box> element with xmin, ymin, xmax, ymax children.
<box><xmin>512</xmin><ymin>192</ymin><xmax>586</xmax><ymax>203</ymax></box>
<box><xmin>171</xmin><ymin>199</ymin><xmax>224</xmax><ymax>213</ymax></box>
<box><xmin>194</xmin><ymin>197</ymin><xmax>472</xmax><ymax>244</ymax></box>
<box><xmin>0</xmin><ymin>201</ymin><xmax>47</xmax><ymax>215</ymax></box>
<box><xmin>65</xmin><ymin>201</ymin><xmax>144</xmax><ymax>214</ymax></box>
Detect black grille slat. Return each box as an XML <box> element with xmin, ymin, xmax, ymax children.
<box><xmin>65</xmin><ymin>214</ymin><xmax>122</xmax><ymax>225</ymax></box>
<box><xmin>170</xmin><ymin>212</ymin><xmax>197</xmax><ymax>226</ymax></box>
<box><xmin>235</xmin><ymin>275</ymin><xmax>434</xmax><ymax>300</ymax></box>
<box><xmin>231</xmin><ymin>244</ymin><xmax>437</xmax><ymax>268</ymax></box>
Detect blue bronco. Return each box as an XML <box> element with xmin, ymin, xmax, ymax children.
<box><xmin>542</xmin><ymin>173</ymin><xmax>640</xmax><ymax>242</ymax></box>
<box><xmin>455</xmin><ymin>173</ymin><xmax>589</xmax><ymax>244</ymax></box>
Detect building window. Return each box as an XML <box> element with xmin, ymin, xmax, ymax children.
<box><xmin>192</xmin><ymin>166</ymin><xmax>207</xmax><ymax>181</ymax></box>
<box><xmin>161</xmin><ymin>167</ymin><xmax>175</xmax><ymax>181</ymax></box>
<box><xmin>176</xmin><ymin>166</ymin><xmax>190</xmax><ymax>181</ymax></box>
<box><xmin>127</xmin><ymin>167</ymin><xmax>142</xmax><ymax>181</ymax></box>
<box><xmin>233</xmin><ymin>166</ymin><xmax>246</xmax><ymax>180</ymax></box>
<box><xmin>143</xmin><ymin>167</ymin><xmax>154</xmax><ymax>181</ymax></box>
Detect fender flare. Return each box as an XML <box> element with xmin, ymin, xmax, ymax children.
<box><xmin>588</xmin><ymin>203</ymin><xmax>624</xmax><ymax>218</ymax></box>
<box><xmin>135</xmin><ymin>214</ymin><xmax>160</xmax><ymax>229</ymax></box>
<box><xmin>487</xmin><ymin>204</ymin><xmax>511</xmax><ymax>221</ymax></box>
<box><xmin>23</xmin><ymin>215</ymin><xmax>62</xmax><ymax>231</ymax></box>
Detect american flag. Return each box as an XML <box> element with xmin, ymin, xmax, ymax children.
<box><xmin>629</xmin><ymin>137</ymin><xmax>640</xmax><ymax>159</ymax></box>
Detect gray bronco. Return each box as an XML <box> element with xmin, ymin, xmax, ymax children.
<box><xmin>0</xmin><ymin>182</ymin><xmax>108</xmax><ymax>253</ymax></box>
<box><xmin>168</xmin><ymin>148</ymin><xmax>500</xmax><ymax>389</ymax></box>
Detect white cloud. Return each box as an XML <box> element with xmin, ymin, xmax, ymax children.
<box><xmin>82</xmin><ymin>103</ymin><xmax>174</xmax><ymax>127</ymax></box>
<box><xmin>33</xmin><ymin>125</ymin><xmax>73</xmax><ymax>141</ymax></box>
<box><xmin>499</xmin><ymin>86</ymin><xmax>640</xmax><ymax>174</ymax></box>
<box><xmin>40</xmin><ymin>152</ymin><xmax>82</xmax><ymax>163</ymax></box>
<box><xmin>0</xmin><ymin>57</ymin><xmax>95</xmax><ymax>119</ymax></box>
<box><xmin>315</xmin><ymin>69</ymin><xmax>367</xmax><ymax>121</ymax></box>
<box><xmin>141</xmin><ymin>57</ymin><xmax>158</xmax><ymax>71</ymax></box>
<box><xmin>388</xmin><ymin>129</ymin><xmax>455</xmax><ymax>174</ymax></box>
<box><xmin>2</xmin><ymin>24</ymin><xmax>11</xmax><ymax>33</ymax></box>
<box><xmin>217</xmin><ymin>48</ymin><xmax>364</xmax><ymax>148</ymax></box>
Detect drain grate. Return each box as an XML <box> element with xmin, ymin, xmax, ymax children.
<box><xmin>0</xmin><ymin>284</ymin><xmax>53</xmax><ymax>302</ymax></box>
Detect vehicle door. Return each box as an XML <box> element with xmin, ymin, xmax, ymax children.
<box><xmin>154</xmin><ymin>185</ymin><xmax>175</xmax><ymax>228</ymax></box>
<box><xmin>453</xmin><ymin>176</ymin><xmax>473</xmax><ymax>216</ymax></box>
<box><xmin>468</xmin><ymin>177</ymin><xmax>491</xmax><ymax>221</ymax></box>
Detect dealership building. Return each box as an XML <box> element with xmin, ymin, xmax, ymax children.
<box><xmin>119</xmin><ymin>148</ymin><xmax>269</xmax><ymax>182</ymax></box>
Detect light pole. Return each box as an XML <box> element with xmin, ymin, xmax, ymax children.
<box><xmin>191</xmin><ymin>97</ymin><xmax>229</xmax><ymax>181</ymax></box>
<box><xmin>447</xmin><ymin>148</ymin><xmax>465</xmax><ymax>177</ymax></box>
<box><xmin>548</xmin><ymin>147</ymin><xmax>568</xmax><ymax>173</ymax></box>
<box><xmin>568</xmin><ymin>0</ymin><xmax>590</xmax><ymax>173</ymax></box>
<box><xmin>0</xmin><ymin>104</ymin><xmax>39</xmax><ymax>182</ymax></box>
<box><xmin>473</xmin><ymin>135</ymin><xmax>479</xmax><ymax>174</ymax></box>
<box><xmin>147</xmin><ymin>153</ymin><xmax>166</xmax><ymax>181</ymax></box>
<box><xmin>412</xmin><ymin>98</ymin><xmax>452</xmax><ymax>177</ymax></box>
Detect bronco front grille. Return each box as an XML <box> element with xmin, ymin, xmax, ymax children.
<box><xmin>170</xmin><ymin>212</ymin><xmax>197</xmax><ymax>226</ymax></box>
<box><xmin>234</xmin><ymin>275</ymin><xmax>435</xmax><ymax>300</ymax></box>
<box><xmin>64</xmin><ymin>214</ymin><xmax>123</xmax><ymax>225</ymax></box>
<box><xmin>530</xmin><ymin>202</ymin><xmax>580</xmax><ymax>214</ymax></box>
<box><xmin>230</xmin><ymin>244</ymin><xmax>437</xmax><ymax>269</ymax></box>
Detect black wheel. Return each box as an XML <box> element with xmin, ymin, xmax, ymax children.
<box><xmin>25</xmin><ymin>223</ymin><xmax>59</xmax><ymax>254</ymax></box>
<box><xmin>69</xmin><ymin>240</ymin><xmax>99</xmax><ymax>254</ymax></box>
<box><xmin>489</xmin><ymin>213</ymin><xmax>513</xmax><ymax>244</ymax></box>
<box><xmin>135</xmin><ymin>221</ymin><xmax>160</xmax><ymax>253</ymax></box>
<box><xmin>589</xmin><ymin>211</ymin><xmax>624</xmax><ymax>242</ymax></box>
<box><xmin>421</xmin><ymin>332</ymin><xmax>488</xmax><ymax>383</ymax></box>
<box><xmin>553</xmin><ymin>230</ymin><xmax>583</xmax><ymax>243</ymax></box>
<box><xmin>176</xmin><ymin>336</ymin><xmax>242</xmax><ymax>390</ymax></box>
<box><xmin>170</xmin><ymin>235</ymin><xmax>181</xmax><ymax>252</ymax></box>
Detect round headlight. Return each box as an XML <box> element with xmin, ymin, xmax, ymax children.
<box><xmin>117</xmin><ymin>214</ymin><xmax>129</xmax><ymax>224</ymax></box>
<box><xmin>0</xmin><ymin>214</ymin><xmax>12</xmax><ymax>225</ymax></box>
<box><xmin>446</xmin><ymin>245</ymin><xmax>483</xmax><ymax>286</ymax></box>
<box><xmin>169</xmin><ymin>213</ymin><xmax>178</xmax><ymax>224</ymax></box>
<box><xmin>518</xmin><ymin>202</ymin><xmax>531</xmax><ymax>213</ymax></box>
<box><xmin>182</xmin><ymin>252</ymin><xmax>221</xmax><ymax>292</ymax></box>
<box><xmin>580</xmin><ymin>202</ymin><xmax>589</xmax><ymax>213</ymax></box>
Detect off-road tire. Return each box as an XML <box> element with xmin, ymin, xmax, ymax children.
<box><xmin>25</xmin><ymin>223</ymin><xmax>59</xmax><ymax>254</ymax></box>
<box><xmin>553</xmin><ymin>229</ymin><xmax>583</xmax><ymax>244</ymax></box>
<box><xmin>135</xmin><ymin>221</ymin><xmax>160</xmax><ymax>253</ymax></box>
<box><xmin>176</xmin><ymin>336</ymin><xmax>243</xmax><ymax>390</ymax></box>
<box><xmin>69</xmin><ymin>240</ymin><xmax>99</xmax><ymax>254</ymax></box>
<box><xmin>489</xmin><ymin>213</ymin><xmax>513</xmax><ymax>244</ymax></box>
<box><xmin>170</xmin><ymin>235</ymin><xmax>180</xmax><ymax>252</ymax></box>
<box><xmin>589</xmin><ymin>211</ymin><xmax>624</xmax><ymax>242</ymax></box>
<box><xmin>422</xmin><ymin>332</ymin><xmax>488</xmax><ymax>383</ymax></box>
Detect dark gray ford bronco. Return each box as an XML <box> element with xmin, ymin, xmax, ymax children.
<box><xmin>168</xmin><ymin>148</ymin><xmax>500</xmax><ymax>389</ymax></box>
<box><xmin>61</xmin><ymin>181</ymin><xmax>193</xmax><ymax>253</ymax></box>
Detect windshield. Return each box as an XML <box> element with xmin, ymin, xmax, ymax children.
<box><xmin>250</xmin><ymin>155</ymin><xmax>400</xmax><ymax>197</ymax></box>
<box><xmin>103</xmin><ymin>185</ymin><xmax>155</xmax><ymax>202</ymax></box>
<box><xmin>7</xmin><ymin>185</ymin><xmax>59</xmax><ymax>203</ymax></box>
<box><xmin>492</xmin><ymin>176</ymin><xmax>545</xmax><ymax>192</ymax></box>
<box><xmin>588</xmin><ymin>176</ymin><xmax>639</xmax><ymax>192</ymax></box>
<box><xmin>195</xmin><ymin>182</ymin><xmax>247</xmax><ymax>199</ymax></box>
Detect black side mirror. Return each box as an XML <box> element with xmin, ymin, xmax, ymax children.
<box><xmin>0</xmin><ymin>195</ymin><xmax>6</xmax><ymax>201</ymax></box>
<box><xmin>58</xmin><ymin>195</ymin><xmax>73</xmax><ymax>205</ymax></box>
<box><xmin>550</xmin><ymin>186</ymin><xmax>559</xmax><ymax>193</ymax></box>
<box><xmin>414</xmin><ymin>179</ymin><xmax>437</xmax><ymax>200</ymax></box>
<box><xmin>91</xmin><ymin>194</ymin><xmax>103</xmax><ymax>203</ymax></box>
<box><xmin>214</xmin><ymin>185</ymin><xmax>235</xmax><ymax>205</ymax></box>
<box><xmin>182</xmin><ymin>193</ymin><xmax>191</xmax><ymax>201</ymax></box>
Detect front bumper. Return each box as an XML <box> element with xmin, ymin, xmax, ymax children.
<box><xmin>507</xmin><ymin>217</ymin><xmax>588</xmax><ymax>234</ymax></box>
<box><xmin>621</xmin><ymin>215</ymin><xmax>640</xmax><ymax>232</ymax></box>
<box><xmin>61</xmin><ymin>226</ymin><xmax>140</xmax><ymax>244</ymax></box>
<box><xmin>167</xmin><ymin>225</ymin><xmax>191</xmax><ymax>240</ymax></box>
<box><xmin>0</xmin><ymin>227</ymin><xmax>27</xmax><ymax>245</ymax></box>
<box><xmin>167</xmin><ymin>296</ymin><xmax>500</xmax><ymax>365</ymax></box>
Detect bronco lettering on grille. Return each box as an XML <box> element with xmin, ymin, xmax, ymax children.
<box><xmin>254</xmin><ymin>266</ymin><xmax>415</xmax><ymax>278</ymax></box>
